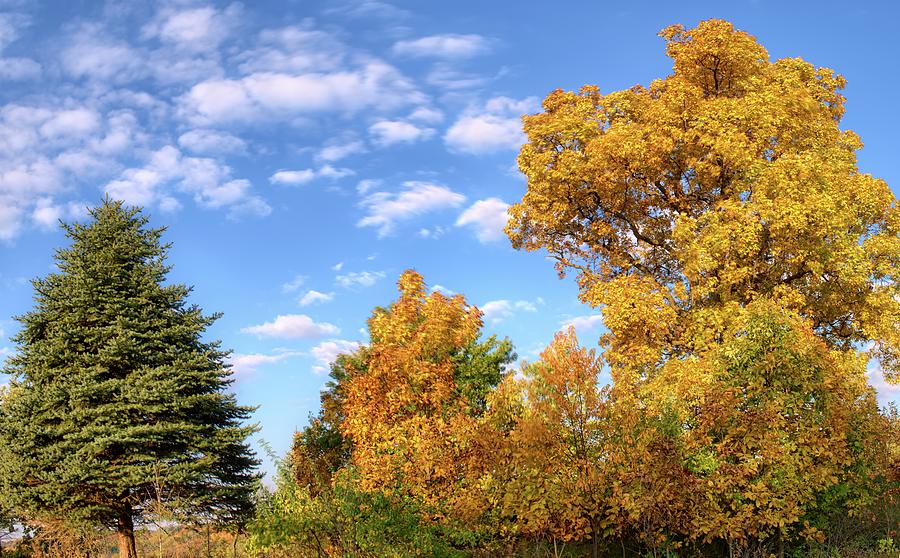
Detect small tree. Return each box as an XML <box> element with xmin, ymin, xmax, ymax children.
<box><xmin>0</xmin><ymin>199</ymin><xmax>259</xmax><ymax>558</ymax></box>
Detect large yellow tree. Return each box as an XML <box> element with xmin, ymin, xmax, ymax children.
<box><xmin>506</xmin><ymin>18</ymin><xmax>898</xmax><ymax>551</ymax></box>
<box><xmin>507</xmin><ymin>19</ymin><xmax>899</xmax><ymax>380</ymax></box>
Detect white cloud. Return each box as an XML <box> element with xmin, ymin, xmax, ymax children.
<box><xmin>867</xmin><ymin>360</ymin><xmax>900</xmax><ymax>407</ymax></box>
<box><xmin>560</xmin><ymin>315</ymin><xmax>604</xmax><ymax>334</ymax></box>
<box><xmin>270</xmin><ymin>165</ymin><xmax>354</xmax><ymax>185</ymax></box>
<box><xmin>426</xmin><ymin>64</ymin><xmax>490</xmax><ymax>90</ymax></box>
<box><xmin>332</xmin><ymin>262</ymin><xmax>344</xmax><ymax>272</ymax></box>
<box><xmin>317</xmin><ymin>140</ymin><xmax>366</xmax><ymax>162</ymax></box>
<box><xmin>325</xmin><ymin>1</ymin><xmax>410</xmax><ymax>20</ymax></box>
<box><xmin>180</xmin><ymin>61</ymin><xmax>424</xmax><ymax>124</ymax></box>
<box><xmin>408</xmin><ymin>106</ymin><xmax>444</xmax><ymax>124</ymax></box>
<box><xmin>445</xmin><ymin>116</ymin><xmax>520</xmax><ymax>154</ymax></box>
<box><xmin>480</xmin><ymin>299</ymin><xmax>538</xmax><ymax>324</ymax></box>
<box><xmin>178</xmin><ymin>129</ymin><xmax>247</xmax><ymax>155</ymax></box>
<box><xmin>418</xmin><ymin>225</ymin><xmax>446</xmax><ymax>239</ymax></box>
<box><xmin>270</xmin><ymin>169</ymin><xmax>315</xmax><ymax>186</ymax></box>
<box><xmin>484</xmin><ymin>96</ymin><xmax>539</xmax><ymax>115</ymax></box>
<box><xmin>142</xmin><ymin>5</ymin><xmax>241</xmax><ymax>52</ymax></box>
<box><xmin>236</xmin><ymin>24</ymin><xmax>347</xmax><ymax>74</ymax></box>
<box><xmin>0</xmin><ymin>201</ymin><xmax>23</xmax><ymax>241</ymax></box>
<box><xmin>445</xmin><ymin>96</ymin><xmax>538</xmax><ymax>154</ymax></box>
<box><xmin>310</xmin><ymin>339</ymin><xmax>361</xmax><ymax>374</ymax></box>
<box><xmin>358</xmin><ymin>181</ymin><xmax>465</xmax><ymax>237</ymax></box>
<box><xmin>0</xmin><ymin>105</ymin><xmax>147</xmax><ymax>241</ymax></box>
<box><xmin>228</xmin><ymin>350</ymin><xmax>303</xmax><ymax>375</ymax></box>
<box><xmin>299</xmin><ymin>289</ymin><xmax>334</xmax><ymax>306</ymax></box>
<box><xmin>336</xmin><ymin>270</ymin><xmax>385</xmax><ymax>289</ymax></box>
<box><xmin>103</xmin><ymin>145</ymin><xmax>269</xmax><ymax>217</ymax></box>
<box><xmin>0</xmin><ymin>13</ymin><xmax>29</xmax><ymax>52</ymax></box>
<box><xmin>228</xmin><ymin>196</ymin><xmax>272</xmax><ymax>219</ymax></box>
<box><xmin>61</xmin><ymin>24</ymin><xmax>143</xmax><ymax>82</ymax></box>
<box><xmin>31</xmin><ymin>197</ymin><xmax>63</xmax><ymax>230</ymax></box>
<box><xmin>393</xmin><ymin>34</ymin><xmax>492</xmax><ymax>58</ymax></box>
<box><xmin>39</xmin><ymin>108</ymin><xmax>101</xmax><ymax>140</ymax></box>
<box><xmin>369</xmin><ymin>120</ymin><xmax>434</xmax><ymax>147</ymax></box>
<box><xmin>455</xmin><ymin>198</ymin><xmax>510</xmax><ymax>243</ymax></box>
<box><xmin>241</xmin><ymin>314</ymin><xmax>339</xmax><ymax>338</ymax></box>
<box><xmin>356</xmin><ymin>179</ymin><xmax>381</xmax><ymax>195</ymax></box>
<box><xmin>0</xmin><ymin>104</ymin><xmax>124</xmax><ymax>240</ymax></box>
<box><xmin>431</xmin><ymin>284</ymin><xmax>455</xmax><ymax>296</ymax></box>
<box><xmin>281</xmin><ymin>274</ymin><xmax>307</xmax><ymax>293</ymax></box>
<box><xmin>446</xmin><ymin>115</ymin><xmax>522</xmax><ymax>154</ymax></box>
<box><xmin>318</xmin><ymin>165</ymin><xmax>355</xmax><ymax>179</ymax></box>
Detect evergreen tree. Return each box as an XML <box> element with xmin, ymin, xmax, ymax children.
<box><xmin>0</xmin><ymin>199</ymin><xmax>259</xmax><ymax>558</ymax></box>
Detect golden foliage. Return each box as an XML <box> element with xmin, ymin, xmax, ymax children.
<box><xmin>507</xmin><ymin>18</ymin><xmax>900</xmax><ymax>382</ymax></box>
<box><xmin>341</xmin><ymin>270</ymin><xmax>485</xmax><ymax>519</ymax></box>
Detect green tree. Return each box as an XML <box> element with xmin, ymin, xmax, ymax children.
<box><xmin>0</xmin><ymin>199</ymin><xmax>259</xmax><ymax>558</ymax></box>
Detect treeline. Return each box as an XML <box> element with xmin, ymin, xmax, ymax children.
<box><xmin>246</xmin><ymin>271</ymin><xmax>899</xmax><ymax>558</ymax></box>
<box><xmin>247</xmin><ymin>18</ymin><xmax>900</xmax><ymax>558</ymax></box>
<box><xmin>0</xmin><ymin>17</ymin><xmax>899</xmax><ymax>558</ymax></box>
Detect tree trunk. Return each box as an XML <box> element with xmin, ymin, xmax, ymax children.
<box><xmin>117</xmin><ymin>505</ymin><xmax>138</xmax><ymax>558</ymax></box>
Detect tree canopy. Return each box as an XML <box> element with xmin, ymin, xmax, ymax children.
<box><xmin>507</xmin><ymin>19</ymin><xmax>900</xmax><ymax>382</ymax></box>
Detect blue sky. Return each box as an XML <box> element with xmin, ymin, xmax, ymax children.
<box><xmin>0</xmin><ymin>0</ymin><xmax>897</xmax><ymax>478</ymax></box>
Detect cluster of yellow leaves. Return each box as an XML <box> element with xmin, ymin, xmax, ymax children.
<box><xmin>481</xmin><ymin>330</ymin><xmax>611</xmax><ymax>542</ymax></box>
<box><xmin>476</xmin><ymin>307</ymin><xmax>895</xmax><ymax>549</ymax></box>
<box><xmin>341</xmin><ymin>270</ymin><xmax>486</xmax><ymax>520</ymax></box>
<box><xmin>507</xmin><ymin>19</ymin><xmax>900</xmax><ymax>382</ymax></box>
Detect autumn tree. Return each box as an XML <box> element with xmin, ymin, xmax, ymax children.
<box><xmin>508</xmin><ymin>19</ymin><xmax>899</xmax><ymax>378</ymax></box>
<box><xmin>0</xmin><ymin>199</ymin><xmax>259</xmax><ymax>558</ymax></box>
<box><xmin>506</xmin><ymin>18</ymin><xmax>898</xmax><ymax>551</ymax></box>
<box><xmin>483</xmin><ymin>329</ymin><xmax>613</xmax><ymax>556</ymax></box>
<box><xmin>340</xmin><ymin>270</ymin><xmax>515</xmax><ymax>522</ymax></box>
<box><xmin>644</xmin><ymin>302</ymin><xmax>889</xmax><ymax>551</ymax></box>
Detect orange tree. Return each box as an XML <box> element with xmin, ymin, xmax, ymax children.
<box><xmin>254</xmin><ymin>271</ymin><xmax>515</xmax><ymax>556</ymax></box>
<box><xmin>341</xmin><ymin>270</ymin><xmax>516</xmax><ymax>525</ymax></box>
<box><xmin>483</xmin><ymin>331</ymin><xmax>611</xmax><ymax>545</ymax></box>
<box><xmin>506</xmin><ymin>18</ymin><xmax>898</xmax><ymax>550</ymax></box>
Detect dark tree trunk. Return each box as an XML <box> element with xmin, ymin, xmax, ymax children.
<box><xmin>117</xmin><ymin>505</ymin><xmax>138</xmax><ymax>558</ymax></box>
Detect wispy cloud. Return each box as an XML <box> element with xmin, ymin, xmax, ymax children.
<box><xmin>228</xmin><ymin>349</ymin><xmax>303</xmax><ymax>375</ymax></box>
<box><xmin>281</xmin><ymin>274</ymin><xmax>307</xmax><ymax>293</ymax></box>
<box><xmin>393</xmin><ymin>34</ymin><xmax>493</xmax><ymax>59</ymax></box>
<box><xmin>241</xmin><ymin>314</ymin><xmax>339</xmax><ymax>338</ymax></box>
<box><xmin>560</xmin><ymin>315</ymin><xmax>604</xmax><ymax>334</ymax></box>
<box><xmin>369</xmin><ymin>120</ymin><xmax>434</xmax><ymax>147</ymax></box>
<box><xmin>456</xmin><ymin>198</ymin><xmax>510</xmax><ymax>243</ymax></box>
<box><xmin>336</xmin><ymin>270</ymin><xmax>385</xmax><ymax>289</ymax></box>
<box><xmin>269</xmin><ymin>165</ymin><xmax>354</xmax><ymax>186</ymax></box>
<box><xmin>445</xmin><ymin>96</ymin><xmax>538</xmax><ymax>154</ymax></box>
<box><xmin>179</xmin><ymin>61</ymin><xmax>424</xmax><ymax>125</ymax></box>
<box><xmin>299</xmin><ymin>289</ymin><xmax>334</xmax><ymax>306</ymax></box>
<box><xmin>310</xmin><ymin>339</ymin><xmax>361</xmax><ymax>374</ymax></box>
<box><xmin>104</xmin><ymin>145</ymin><xmax>270</xmax><ymax>219</ymax></box>
<box><xmin>480</xmin><ymin>299</ymin><xmax>538</xmax><ymax>324</ymax></box>
<box><xmin>358</xmin><ymin>181</ymin><xmax>465</xmax><ymax>237</ymax></box>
